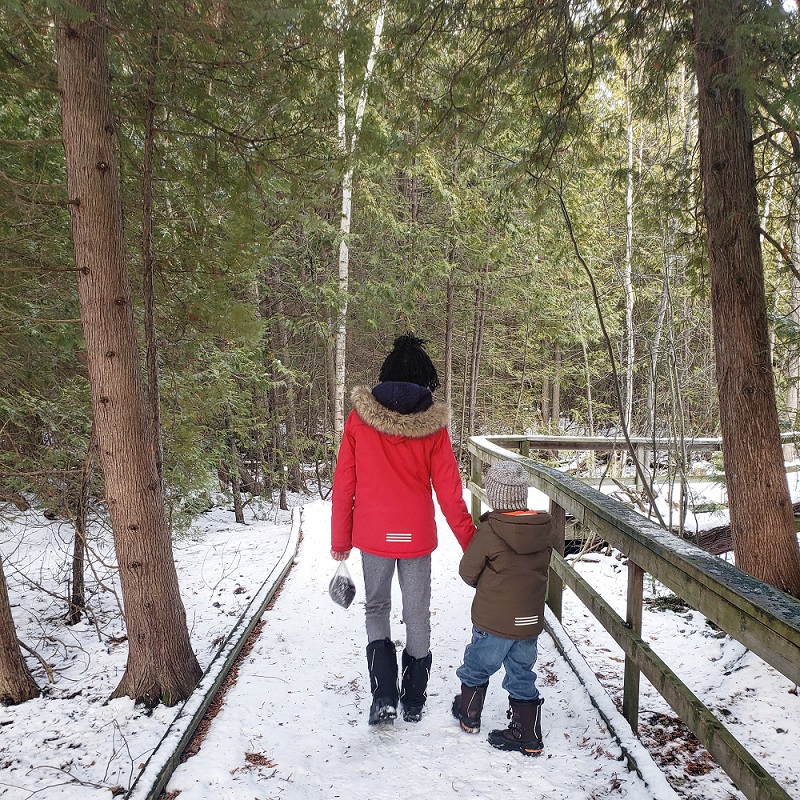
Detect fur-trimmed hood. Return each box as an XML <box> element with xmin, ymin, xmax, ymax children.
<box><xmin>351</xmin><ymin>385</ymin><xmax>451</xmax><ymax>439</ymax></box>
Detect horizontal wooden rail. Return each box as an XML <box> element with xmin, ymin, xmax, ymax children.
<box><xmin>550</xmin><ymin>551</ymin><xmax>792</xmax><ymax>800</ymax></box>
<box><xmin>485</xmin><ymin>431</ymin><xmax>800</xmax><ymax>453</ymax></box>
<box><xmin>468</xmin><ymin>435</ymin><xmax>800</xmax><ymax>800</ymax></box>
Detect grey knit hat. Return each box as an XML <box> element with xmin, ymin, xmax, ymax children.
<box><xmin>485</xmin><ymin>461</ymin><xmax>529</xmax><ymax>511</ymax></box>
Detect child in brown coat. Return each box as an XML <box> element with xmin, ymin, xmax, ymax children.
<box><xmin>452</xmin><ymin>460</ymin><xmax>555</xmax><ymax>755</ymax></box>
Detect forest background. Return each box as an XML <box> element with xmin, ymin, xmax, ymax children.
<box><xmin>2</xmin><ymin>0</ymin><xmax>800</xmax><ymax>707</ymax></box>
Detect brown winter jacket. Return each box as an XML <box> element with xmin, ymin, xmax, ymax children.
<box><xmin>459</xmin><ymin>510</ymin><xmax>555</xmax><ymax>640</ymax></box>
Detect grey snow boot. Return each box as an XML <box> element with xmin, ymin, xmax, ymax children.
<box><xmin>400</xmin><ymin>649</ymin><xmax>432</xmax><ymax>722</ymax></box>
<box><xmin>487</xmin><ymin>697</ymin><xmax>544</xmax><ymax>755</ymax></box>
<box><xmin>452</xmin><ymin>682</ymin><xmax>488</xmax><ymax>733</ymax></box>
<box><xmin>367</xmin><ymin>638</ymin><xmax>399</xmax><ymax>725</ymax></box>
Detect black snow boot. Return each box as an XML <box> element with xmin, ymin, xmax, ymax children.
<box><xmin>399</xmin><ymin>649</ymin><xmax>432</xmax><ymax>722</ymax></box>
<box><xmin>366</xmin><ymin>638</ymin><xmax>399</xmax><ymax>725</ymax></box>
<box><xmin>487</xmin><ymin>697</ymin><xmax>544</xmax><ymax>756</ymax></box>
<box><xmin>451</xmin><ymin>682</ymin><xmax>488</xmax><ymax>734</ymax></box>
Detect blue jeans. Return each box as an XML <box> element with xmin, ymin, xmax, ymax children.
<box><xmin>456</xmin><ymin>626</ymin><xmax>539</xmax><ymax>701</ymax></box>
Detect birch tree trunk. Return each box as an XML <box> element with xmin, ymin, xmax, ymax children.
<box><xmin>56</xmin><ymin>0</ymin><xmax>202</xmax><ymax>703</ymax></box>
<box><xmin>646</xmin><ymin>68</ymin><xmax>695</xmax><ymax>494</ymax></box>
<box><xmin>647</xmin><ymin>67</ymin><xmax>694</xmax><ymax>441</ymax></box>
<box><xmin>694</xmin><ymin>0</ymin><xmax>800</xmax><ymax>595</ymax></box>
<box><xmin>623</xmin><ymin>65</ymin><xmax>635</xmax><ymax>433</ymax></box>
<box><xmin>333</xmin><ymin>2</ymin><xmax>385</xmax><ymax>444</ymax></box>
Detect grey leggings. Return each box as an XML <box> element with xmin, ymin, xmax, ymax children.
<box><xmin>361</xmin><ymin>552</ymin><xmax>432</xmax><ymax>659</ymax></box>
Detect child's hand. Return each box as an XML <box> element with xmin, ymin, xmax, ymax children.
<box><xmin>331</xmin><ymin>549</ymin><xmax>351</xmax><ymax>561</ymax></box>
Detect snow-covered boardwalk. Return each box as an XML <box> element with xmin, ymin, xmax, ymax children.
<box><xmin>166</xmin><ymin>499</ymin><xmax>678</xmax><ymax>800</ymax></box>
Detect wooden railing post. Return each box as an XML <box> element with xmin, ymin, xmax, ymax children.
<box><xmin>622</xmin><ymin>560</ymin><xmax>644</xmax><ymax>733</ymax></box>
<box><xmin>634</xmin><ymin>444</ymin><xmax>646</xmax><ymax>490</ymax></box>
<box><xmin>547</xmin><ymin>500</ymin><xmax>566</xmax><ymax>621</ymax></box>
<box><xmin>470</xmin><ymin>452</ymin><xmax>482</xmax><ymax>522</ymax></box>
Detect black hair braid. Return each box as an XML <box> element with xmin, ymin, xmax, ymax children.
<box><xmin>378</xmin><ymin>333</ymin><xmax>440</xmax><ymax>391</ymax></box>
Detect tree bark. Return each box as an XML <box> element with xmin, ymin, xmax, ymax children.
<box><xmin>68</xmin><ymin>432</ymin><xmax>96</xmax><ymax>626</ymax></box>
<box><xmin>694</xmin><ymin>0</ymin><xmax>800</xmax><ymax>595</ymax></box>
<box><xmin>141</xmin><ymin>15</ymin><xmax>164</xmax><ymax>483</ymax></box>
<box><xmin>229</xmin><ymin>435</ymin><xmax>245</xmax><ymax>524</ymax></box>
<box><xmin>0</xmin><ymin>556</ymin><xmax>39</xmax><ymax>704</ymax></box>
<box><xmin>56</xmin><ymin>0</ymin><xmax>202</xmax><ymax>703</ymax></box>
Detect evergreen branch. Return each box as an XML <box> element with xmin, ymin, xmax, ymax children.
<box><xmin>0</xmin><ymin>469</ymin><xmax>83</xmax><ymax>477</ymax></box>
<box><xmin>1</xmin><ymin>311</ymin><xmax>81</xmax><ymax>324</ymax></box>
<box><xmin>0</xmin><ymin>265</ymin><xmax>83</xmax><ymax>273</ymax></box>
<box><xmin>760</xmin><ymin>226</ymin><xmax>800</xmax><ymax>282</ymax></box>
<box><xmin>754</xmin><ymin>94</ymin><xmax>800</xmax><ymax>159</ymax></box>
<box><xmin>0</xmin><ymin>168</ymin><xmax>64</xmax><ymax>190</ymax></box>
<box><xmin>0</xmin><ymin>138</ymin><xmax>62</xmax><ymax>146</ymax></box>
<box><xmin>5</xmin><ymin>197</ymin><xmax>74</xmax><ymax>208</ymax></box>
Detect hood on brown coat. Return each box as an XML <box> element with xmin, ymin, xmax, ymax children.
<box><xmin>483</xmin><ymin>511</ymin><xmax>554</xmax><ymax>556</ymax></box>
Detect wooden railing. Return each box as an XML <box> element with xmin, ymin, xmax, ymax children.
<box><xmin>467</xmin><ymin>435</ymin><xmax>800</xmax><ymax>800</ymax></box>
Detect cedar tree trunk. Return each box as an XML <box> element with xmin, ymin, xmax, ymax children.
<box><xmin>0</xmin><ymin>557</ymin><xmax>39</xmax><ymax>704</ymax></box>
<box><xmin>694</xmin><ymin>0</ymin><xmax>800</xmax><ymax>595</ymax></box>
<box><xmin>141</xmin><ymin>19</ymin><xmax>165</xmax><ymax>483</ymax></box>
<box><xmin>56</xmin><ymin>0</ymin><xmax>202</xmax><ymax>703</ymax></box>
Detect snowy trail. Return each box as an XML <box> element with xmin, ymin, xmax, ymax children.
<box><xmin>168</xmin><ymin>499</ymin><xmax>676</xmax><ymax>800</ymax></box>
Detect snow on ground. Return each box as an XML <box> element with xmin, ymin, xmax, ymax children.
<box><xmin>0</xmin><ymin>480</ymin><xmax>798</xmax><ymax>800</ymax></box>
<box><xmin>0</xmin><ymin>501</ymin><xmax>293</xmax><ymax>799</ymax></box>
<box><xmin>167</xmin><ymin>498</ymin><xmax>674</xmax><ymax>800</ymax></box>
<box><xmin>560</xmin><ymin>551</ymin><xmax>799</xmax><ymax>800</ymax></box>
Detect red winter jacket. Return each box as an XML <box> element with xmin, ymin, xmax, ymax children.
<box><xmin>331</xmin><ymin>385</ymin><xmax>475</xmax><ymax>558</ymax></box>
